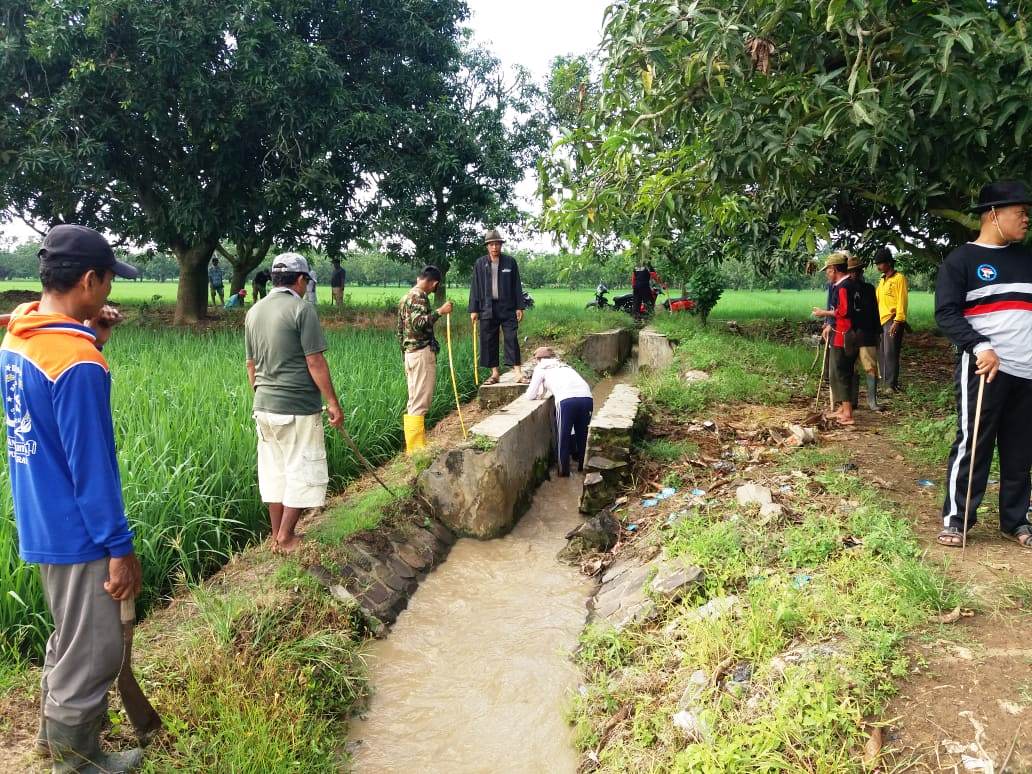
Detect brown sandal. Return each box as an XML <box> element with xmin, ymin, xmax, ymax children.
<box><xmin>1003</xmin><ymin>524</ymin><xmax>1032</xmax><ymax>548</ymax></box>
<box><xmin>483</xmin><ymin>374</ymin><xmax>500</xmax><ymax>385</ymax></box>
<box><xmin>937</xmin><ymin>528</ymin><xmax>965</xmax><ymax>548</ymax></box>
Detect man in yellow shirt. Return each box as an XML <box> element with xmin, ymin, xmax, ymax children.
<box><xmin>874</xmin><ymin>248</ymin><xmax>908</xmax><ymax>392</ymax></box>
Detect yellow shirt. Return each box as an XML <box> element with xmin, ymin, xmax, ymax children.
<box><xmin>875</xmin><ymin>272</ymin><xmax>908</xmax><ymax>325</ymax></box>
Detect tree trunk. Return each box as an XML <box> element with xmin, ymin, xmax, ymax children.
<box><xmin>172</xmin><ymin>243</ymin><xmax>217</xmax><ymax>324</ymax></box>
<box><xmin>230</xmin><ymin>265</ymin><xmax>250</xmax><ymax>295</ymax></box>
<box><xmin>434</xmin><ymin>273</ymin><xmax>448</xmax><ymax>306</ymax></box>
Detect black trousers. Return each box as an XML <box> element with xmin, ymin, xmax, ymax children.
<box><xmin>879</xmin><ymin>322</ymin><xmax>904</xmax><ymax>390</ymax></box>
<box><xmin>632</xmin><ymin>287</ymin><xmax>651</xmax><ymax>320</ymax></box>
<box><xmin>479</xmin><ymin>309</ymin><xmax>520</xmax><ymax>368</ymax></box>
<box><xmin>828</xmin><ymin>345</ymin><xmax>856</xmax><ymax>404</ymax></box>
<box><xmin>556</xmin><ymin>397</ymin><xmax>593</xmax><ymax>475</ymax></box>
<box><xmin>941</xmin><ymin>352</ymin><xmax>1032</xmax><ymax>534</ymax></box>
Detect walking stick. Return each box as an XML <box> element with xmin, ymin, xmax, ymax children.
<box><xmin>446</xmin><ymin>313</ymin><xmax>467</xmax><ymax>439</ymax></box>
<box><xmin>472</xmin><ymin>319</ymin><xmax>479</xmax><ymax>387</ymax></box>
<box><xmin>336</xmin><ymin>423</ymin><xmax>398</xmax><ymax>499</ymax></box>
<box><xmin>961</xmin><ymin>372</ymin><xmax>987</xmax><ymax>555</ymax></box>
<box><xmin>814</xmin><ymin>335</ymin><xmax>831</xmax><ymax>412</ymax></box>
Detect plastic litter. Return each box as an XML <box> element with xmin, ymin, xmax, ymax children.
<box><xmin>791</xmin><ymin>573</ymin><xmax>812</xmax><ymax>590</ymax></box>
<box><xmin>656</xmin><ymin>487</ymin><xmax>676</xmax><ymax>500</ymax></box>
<box><xmin>690</xmin><ymin>488</ymin><xmax>706</xmax><ymax>497</ymax></box>
<box><xmin>839</xmin><ymin>462</ymin><xmax>858</xmax><ymax>473</ymax></box>
<box><xmin>779</xmin><ymin>484</ymin><xmax>792</xmax><ymax>493</ymax></box>
<box><xmin>626</xmin><ymin>523</ymin><xmax>638</xmax><ymax>532</ymax></box>
<box><xmin>917</xmin><ymin>479</ymin><xmax>935</xmax><ymax>488</ymax></box>
<box><xmin>642</xmin><ymin>498</ymin><xmax>659</xmax><ymax>507</ymax></box>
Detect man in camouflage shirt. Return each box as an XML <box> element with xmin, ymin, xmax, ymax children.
<box><xmin>397</xmin><ymin>265</ymin><xmax>452</xmax><ymax>453</ymax></box>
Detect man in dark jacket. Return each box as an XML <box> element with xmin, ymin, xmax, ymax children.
<box><xmin>934</xmin><ymin>180</ymin><xmax>1032</xmax><ymax>550</ymax></box>
<box><xmin>812</xmin><ymin>252</ymin><xmax>858</xmax><ymax>425</ymax></box>
<box><xmin>468</xmin><ymin>229</ymin><xmax>526</xmax><ymax>384</ymax></box>
<box><xmin>631</xmin><ymin>264</ymin><xmax>652</xmax><ymax>322</ymax></box>
<box><xmin>847</xmin><ymin>255</ymin><xmax>882</xmax><ymax>411</ymax></box>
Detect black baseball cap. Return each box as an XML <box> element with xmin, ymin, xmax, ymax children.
<box><xmin>38</xmin><ymin>225</ymin><xmax>140</xmax><ymax>280</ymax></box>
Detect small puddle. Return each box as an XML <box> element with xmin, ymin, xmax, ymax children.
<box><xmin>349</xmin><ymin>475</ymin><xmax>592</xmax><ymax>773</ymax></box>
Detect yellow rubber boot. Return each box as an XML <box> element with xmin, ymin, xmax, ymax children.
<box><xmin>403</xmin><ymin>414</ymin><xmax>426</xmax><ymax>455</ymax></box>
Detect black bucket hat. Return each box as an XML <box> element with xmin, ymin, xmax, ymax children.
<box><xmin>973</xmin><ymin>180</ymin><xmax>1032</xmax><ymax>213</ymax></box>
<box><xmin>38</xmin><ymin>224</ymin><xmax>140</xmax><ymax>279</ymax></box>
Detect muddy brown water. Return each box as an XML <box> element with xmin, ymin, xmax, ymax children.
<box><xmin>348</xmin><ymin>474</ymin><xmax>592</xmax><ymax>773</ymax></box>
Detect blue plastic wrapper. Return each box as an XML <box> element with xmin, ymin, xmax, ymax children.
<box><xmin>917</xmin><ymin>479</ymin><xmax>935</xmax><ymax>488</ymax></box>
<box><xmin>691</xmin><ymin>488</ymin><xmax>706</xmax><ymax>497</ymax></box>
<box><xmin>626</xmin><ymin>523</ymin><xmax>638</xmax><ymax>532</ymax></box>
<box><xmin>642</xmin><ymin>498</ymin><xmax>659</xmax><ymax>507</ymax></box>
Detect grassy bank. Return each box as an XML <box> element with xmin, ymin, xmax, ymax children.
<box><xmin>569</xmin><ymin>317</ymin><xmax>959</xmax><ymax>771</ymax></box>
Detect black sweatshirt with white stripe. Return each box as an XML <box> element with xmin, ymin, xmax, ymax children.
<box><xmin>935</xmin><ymin>241</ymin><xmax>1032</xmax><ymax>379</ymax></box>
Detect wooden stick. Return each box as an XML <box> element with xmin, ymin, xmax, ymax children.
<box><xmin>446</xmin><ymin>313</ymin><xmax>467</xmax><ymax>439</ymax></box>
<box><xmin>472</xmin><ymin>319</ymin><xmax>479</xmax><ymax>387</ymax></box>
<box><xmin>962</xmin><ymin>373</ymin><xmax>987</xmax><ymax>555</ymax></box>
<box><xmin>814</xmin><ymin>335</ymin><xmax>830</xmax><ymax>412</ymax></box>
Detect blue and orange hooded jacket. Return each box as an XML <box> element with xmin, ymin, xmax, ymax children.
<box><xmin>1</xmin><ymin>302</ymin><xmax>134</xmax><ymax>564</ymax></box>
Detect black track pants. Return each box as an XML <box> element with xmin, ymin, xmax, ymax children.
<box><xmin>880</xmin><ymin>322</ymin><xmax>904</xmax><ymax>390</ymax></box>
<box><xmin>941</xmin><ymin>351</ymin><xmax>1032</xmax><ymax>534</ymax></box>
<box><xmin>478</xmin><ymin>311</ymin><xmax>520</xmax><ymax>368</ymax></box>
<box><xmin>632</xmin><ymin>287</ymin><xmax>650</xmax><ymax>320</ymax></box>
<box><xmin>556</xmin><ymin>396</ymin><xmax>593</xmax><ymax>476</ymax></box>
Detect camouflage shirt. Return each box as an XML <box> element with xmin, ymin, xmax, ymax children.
<box><xmin>397</xmin><ymin>287</ymin><xmax>440</xmax><ymax>353</ymax></box>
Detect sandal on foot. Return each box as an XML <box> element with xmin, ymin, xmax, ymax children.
<box><xmin>1003</xmin><ymin>524</ymin><xmax>1032</xmax><ymax>548</ymax></box>
<box><xmin>483</xmin><ymin>374</ymin><xmax>500</xmax><ymax>385</ymax></box>
<box><xmin>937</xmin><ymin>527</ymin><xmax>966</xmax><ymax>548</ymax></box>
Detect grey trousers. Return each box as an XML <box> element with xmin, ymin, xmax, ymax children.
<box><xmin>829</xmin><ymin>345</ymin><xmax>857</xmax><ymax>404</ymax></box>
<box><xmin>40</xmin><ymin>557</ymin><xmax>122</xmax><ymax>726</ymax></box>
<box><xmin>880</xmin><ymin>322</ymin><xmax>905</xmax><ymax>390</ymax></box>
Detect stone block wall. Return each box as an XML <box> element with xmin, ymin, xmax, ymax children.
<box><xmin>580</xmin><ymin>328</ymin><xmax>632</xmax><ymax>374</ymax></box>
<box><xmin>638</xmin><ymin>327</ymin><xmax>675</xmax><ymax>372</ymax></box>
<box><xmin>418</xmin><ymin>393</ymin><xmax>556</xmax><ymax>538</ymax></box>
<box><xmin>580</xmin><ymin>384</ymin><xmax>642</xmax><ymax>514</ymax></box>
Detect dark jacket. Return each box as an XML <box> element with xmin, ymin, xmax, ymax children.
<box><xmin>855</xmin><ymin>279</ymin><xmax>881</xmax><ymax>347</ymax></box>
<box><xmin>468</xmin><ymin>254</ymin><xmax>525</xmax><ymax>319</ymax></box>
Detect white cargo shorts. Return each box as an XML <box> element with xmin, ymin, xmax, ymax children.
<box><xmin>254</xmin><ymin>411</ymin><xmax>329</xmax><ymax>508</ymax></box>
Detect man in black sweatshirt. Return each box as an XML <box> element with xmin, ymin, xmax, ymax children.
<box><xmin>934</xmin><ymin>180</ymin><xmax>1032</xmax><ymax>549</ymax></box>
<box><xmin>469</xmin><ymin>229</ymin><xmax>526</xmax><ymax>384</ymax></box>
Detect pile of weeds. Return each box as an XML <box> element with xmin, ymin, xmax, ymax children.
<box><xmin>572</xmin><ymin>428</ymin><xmax>963</xmax><ymax>772</ymax></box>
<box><xmin>133</xmin><ymin>580</ymin><xmax>367</xmax><ymax>773</ymax></box>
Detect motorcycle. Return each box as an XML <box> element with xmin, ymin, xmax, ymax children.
<box><xmin>614</xmin><ymin>285</ymin><xmax>664</xmax><ymax>317</ymax></box>
<box><xmin>522</xmin><ymin>290</ymin><xmax>535</xmax><ymax>310</ymax></box>
<box><xmin>585</xmin><ymin>282</ymin><xmax>610</xmax><ymax>310</ymax></box>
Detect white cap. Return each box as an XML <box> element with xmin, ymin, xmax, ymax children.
<box><xmin>270</xmin><ymin>252</ymin><xmax>311</xmax><ymax>277</ymax></box>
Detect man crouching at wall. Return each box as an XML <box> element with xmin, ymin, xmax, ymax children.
<box><xmin>526</xmin><ymin>347</ymin><xmax>594</xmax><ymax>477</ymax></box>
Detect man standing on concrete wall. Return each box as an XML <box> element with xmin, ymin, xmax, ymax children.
<box><xmin>2</xmin><ymin>225</ymin><xmax>145</xmax><ymax>772</ymax></box>
<box><xmin>245</xmin><ymin>253</ymin><xmax>343</xmax><ymax>553</ymax></box>
<box><xmin>397</xmin><ymin>265</ymin><xmax>452</xmax><ymax>453</ymax></box>
<box><xmin>469</xmin><ymin>229</ymin><xmax>526</xmax><ymax>385</ymax></box>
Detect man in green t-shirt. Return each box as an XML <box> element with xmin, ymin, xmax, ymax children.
<box><xmin>244</xmin><ymin>252</ymin><xmax>343</xmax><ymax>553</ymax></box>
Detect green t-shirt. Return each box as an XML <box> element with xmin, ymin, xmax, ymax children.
<box><xmin>244</xmin><ymin>289</ymin><xmax>328</xmax><ymax>415</ymax></box>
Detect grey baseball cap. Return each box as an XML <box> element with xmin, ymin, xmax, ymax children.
<box><xmin>270</xmin><ymin>252</ymin><xmax>311</xmax><ymax>277</ymax></box>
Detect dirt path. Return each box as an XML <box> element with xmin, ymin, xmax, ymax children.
<box><xmin>823</xmin><ymin>397</ymin><xmax>1032</xmax><ymax>772</ymax></box>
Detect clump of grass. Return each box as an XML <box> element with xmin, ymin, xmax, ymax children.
<box><xmin>641</xmin><ymin>438</ymin><xmax>699</xmax><ymax>463</ymax></box>
<box><xmin>310</xmin><ymin>484</ymin><xmax>412</xmax><ymax>546</ymax></box>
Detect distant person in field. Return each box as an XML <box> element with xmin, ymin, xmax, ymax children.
<box><xmin>305</xmin><ymin>266</ymin><xmax>318</xmax><ymax>306</ymax></box>
<box><xmin>208</xmin><ymin>256</ymin><xmax>225</xmax><ymax>307</ymax></box>
<box><xmin>469</xmin><ymin>228</ymin><xmax>527</xmax><ymax>384</ymax></box>
<box><xmin>631</xmin><ymin>263</ymin><xmax>652</xmax><ymax>322</ymax></box>
<box><xmin>397</xmin><ymin>265</ymin><xmax>453</xmax><ymax>454</ymax></box>
<box><xmin>244</xmin><ymin>253</ymin><xmax>343</xmax><ymax>553</ymax></box>
<box><xmin>0</xmin><ymin>225</ymin><xmax>146</xmax><ymax>772</ymax></box>
<box><xmin>330</xmin><ymin>258</ymin><xmax>346</xmax><ymax>310</ymax></box>
<box><xmin>225</xmin><ymin>288</ymin><xmax>247</xmax><ymax>309</ymax></box>
<box><xmin>811</xmin><ymin>251</ymin><xmax>859</xmax><ymax>425</ymax></box>
<box><xmin>874</xmin><ymin>247</ymin><xmax>908</xmax><ymax>392</ymax></box>
<box><xmin>252</xmin><ymin>268</ymin><xmax>271</xmax><ymax>302</ymax></box>
<box><xmin>527</xmin><ymin>347</ymin><xmax>594</xmax><ymax>477</ymax></box>
<box><xmin>847</xmin><ymin>254</ymin><xmax>882</xmax><ymax>411</ymax></box>
<box><xmin>934</xmin><ymin>180</ymin><xmax>1032</xmax><ymax>549</ymax></box>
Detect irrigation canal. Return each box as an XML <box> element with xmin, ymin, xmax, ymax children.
<box><xmin>349</xmin><ymin>374</ymin><xmax>629</xmax><ymax>772</ymax></box>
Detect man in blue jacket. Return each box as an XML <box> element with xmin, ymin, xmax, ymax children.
<box><xmin>468</xmin><ymin>229</ymin><xmax>526</xmax><ymax>384</ymax></box>
<box><xmin>1</xmin><ymin>225</ymin><xmax>145</xmax><ymax>772</ymax></box>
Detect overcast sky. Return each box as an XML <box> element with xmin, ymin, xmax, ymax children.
<box><xmin>1</xmin><ymin>1</ymin><xmax>613</xmax><ymax>246</ymax></box>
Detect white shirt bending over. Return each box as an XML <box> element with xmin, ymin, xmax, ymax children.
<box><xmin>527</xmin><ymin>359</ymin><xmax>592</xmax><ymax>404</ymax></box>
